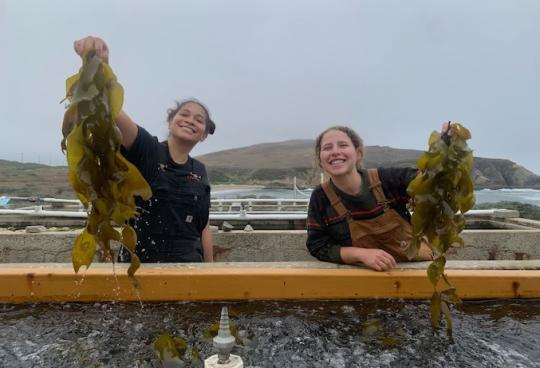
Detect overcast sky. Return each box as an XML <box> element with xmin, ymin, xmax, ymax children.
<box><xmin>1</xmin><ymin>0</ymin><xmax>539</xmax><ymax>174</ymax></box>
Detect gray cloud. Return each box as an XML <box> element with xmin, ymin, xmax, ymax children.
<box><xmin>1</xmin><ymin>0</ymin><xmax>539</xmax><ymax>174</ymax></box>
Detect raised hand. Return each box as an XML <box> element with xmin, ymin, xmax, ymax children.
<box><xmin>73</xmin><ymin>36</ymin><xmax>109</xmax><ymax>62</ymax></box>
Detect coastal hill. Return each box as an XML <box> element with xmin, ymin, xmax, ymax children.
<box><xmin>0</xmin><ymin>159</ymin><xmax>74</xmax><ymax>198</ymax></box>
<box><xmin>197</xmin><ymin>140</ymin><xmax>540</xmax><ymax>189</ymax></box>
<box><xmin>1</xmin><ymin>141</ymin><xmax>539</xmax><ymax>198</ymax></box>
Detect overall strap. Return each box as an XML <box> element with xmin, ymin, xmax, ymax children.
<box><xmin>321</xmin><ymin>181</ymin><xmax>349</xmax><ymax>218</ymax></box>
<box><xmin>367</xmin><ymin>168</ymin><xmax>389</xmax><ymax>209</ymax></box>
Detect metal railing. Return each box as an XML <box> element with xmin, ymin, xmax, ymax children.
<box><xmin>0</xmin><ymin>195</ymin><xmax>522</xmax><ymax>222</ymax></box>
<box><xmin>210</xmin><ymin>198</ymin><xmax>309</xmax><ymax>213</ymax></box>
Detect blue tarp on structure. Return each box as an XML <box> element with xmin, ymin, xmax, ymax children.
<box><xmin>0</xmin><ymin>196</ymin><xmax>11</xmax><ymax>207</ymax></box>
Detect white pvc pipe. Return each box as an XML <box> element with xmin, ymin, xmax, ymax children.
<box><xmin>0</xmin><ymin>204</ymin><xmax>520</xmax><ymax>221</ymax></box>
<box><xmin>8</xmin><ymin>197</ymin><xmax>81</xmax><ymax>204</ymax></box>
<box><xmin>7</xmin><ymin>196</ymin><xmax>309</xmax><ymax>206</ymax></box>
<box><xmin>37</xmin><ymin>198</ymin><xmax>81</xmax><ymax>204</ymax></box>
<box><xmin>211</xmin><ymin>198</ymin><xmax>309</xmax><ymax>204</ymax></box>
<box><xmin>210</xmin><ymin>213</ymin><xmax>307</xmax><ymax>220</ymax></box>
<box><xmin>0</xmin><ymin>207</ymin><xmax>87</xmax><ymax>218</ymax></box>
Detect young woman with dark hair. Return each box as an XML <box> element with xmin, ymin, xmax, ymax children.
<box><xmin>73</xmin><ymin>36</ymin><xmax>215</xmax><ymax>263</ymax></box>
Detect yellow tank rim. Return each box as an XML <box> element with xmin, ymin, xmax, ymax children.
<box><xmin>1</xmin><ymin>261</ymin><xmax>539</xmax><ymax>303</ymax></box>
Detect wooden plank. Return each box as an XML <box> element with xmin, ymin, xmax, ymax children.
<box><xmin>0</xmin><ymin>263</ymin><xmax>539</xmax><ymax>303</ymax></box>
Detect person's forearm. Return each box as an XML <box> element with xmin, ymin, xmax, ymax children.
<box><xmin>339</xmin><ymin>246</ymin><xmax>365</xmax><ymax>264</ymax></box>
<box><xmin>116</xmin><ymin>111</ymin><xmax>139</xmax><ymax>150</ymax></box>
<box><xmin>201</xmin><ymin>223</ymin><xmax>214</xmax><ymax>262</ymax></box>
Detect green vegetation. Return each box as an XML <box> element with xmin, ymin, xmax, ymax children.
<box><xmin>0</xmin><ymin>160</ymin><xmax>74</xmax><ymax>198</ymax></box>
<box><xmin>407</xmin><ymin>123</ymin><xmax>475</xmax><ymax>335</ymax></box>
<box><xmin>2</xmin><ymin>141</ymin><xmax>539</xmax><ymax>195</ymax></box>
<box><xmin>62</xmin><ymin>52</ymin><xmax>151</xmax><ymax>277</ymax></box>
<box><xmin>197</xmin><ymin>142</ymin><xmax>540</xmax><ymax>189</ymax></box>
<box><xmin>153</xmin><ymin>333</ymin><xmax>201</xmax><ymax>365</ymax></box>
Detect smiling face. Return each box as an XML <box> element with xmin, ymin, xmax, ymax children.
<box><xmin>318</xmin><ymin>129</ymin><xmax>363</xmax><ymax>178</ymax></box>
<box><xmin>168</xmin><ymin>101</ymin><xmax>208</xmax><ymax>144</ymax></box>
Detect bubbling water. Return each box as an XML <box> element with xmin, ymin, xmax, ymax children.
<box><xmin>0</xmin><ymin>300</ymin><xmax>539</xmax><ymax>368</ymax></box>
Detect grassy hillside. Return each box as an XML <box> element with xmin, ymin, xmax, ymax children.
<box><xmin>197</xmin><ymin>141</ymin><xmax>422</xmax><ymax>170</ymax></box>
<box><xmin>1</xmin><ymin>139</ymin><xmax>539</xmax><ymax>198</ymax></box>
<box><xmin>0</xmin><ymin>159</ymin><xmax>74</xmax><ymax>198</ymax></box>
<box><xmin>198</xmin><ymin>140</ymin><xmax>540</xmax><ymax>189</ymax></box>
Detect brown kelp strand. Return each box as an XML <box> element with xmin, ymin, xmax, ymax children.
<box><xmin>153</xmin><ymin>317</ymin><xmax>246</xmax><ymax>365</ymax></box>
<box><xmin>407</xmin><ymin>122</ymin><xmax>475</xmax><ymax>334</ymax></box>
<box><xmin>153</xmin><ymin>333</ymin><xmax>199</xmax><ymax>366</ymax></box>
<box><xmin>61</xmin><ymin>51</ymin><xmax>152</xmax><ymax>277</ymax></box>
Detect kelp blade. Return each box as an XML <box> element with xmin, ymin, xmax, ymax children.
<box><xmin>407</xmin><ymin>122</ymin><xmax>474</xmax><ymax>334</ymax></box>
<box><xmin>62</xmin><ymin>52</ymin><xmax>152</xmax><ymax>276</ymax></box>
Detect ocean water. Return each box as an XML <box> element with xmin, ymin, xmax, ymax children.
<box><xmin>213</xmin><ymin>188</ymin><xmax>540</xmax><ymax>206</ymax></box>
<box><xmin>474</xmin><ymin>188</ymin><xmax>540</xmax><ymax>206</ymax></box>
<box><xmin>213</xmin><ymin>188</ymin><xmax>311</xmax><ymax>200</ymax></box>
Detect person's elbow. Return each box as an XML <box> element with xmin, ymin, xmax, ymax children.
<box><xmin>306</xmin><ymin>241</ymin><xmax>335</xmax><ymax>263</ymax></box>
<box><xmin>307</xmin><ymin>245</ymin><xmax>324</xmax><ymax>261</ymax></box>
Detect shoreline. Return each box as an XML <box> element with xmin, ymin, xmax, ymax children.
<box><xmin>212</xmin><ymin>184</ymin><xmax>266</xmax><ymax>192</ymax></box>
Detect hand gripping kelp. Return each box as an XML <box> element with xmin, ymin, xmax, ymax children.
<box><xmin>407</xmin><ymin>122</ymin><xmax>475</xmax><ymax>335</ymax></box>
<box><xmin>61</xmin><ymin>51</ymin><xmax>152</xmax><ymax>277</ymax></box>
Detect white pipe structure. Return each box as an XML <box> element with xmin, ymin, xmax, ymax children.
<box><xmin>210</xmin><ymin>213</ymin><xmax>308</xmax><ymax>221</ymax></box>
<box><xmin>6</xmin><ymin>197</ymin><xmax>82</xmax><ymax>205</ymax></box>
<box><xmin>0</xmin><ymin>206</ymin><xmax>520</xmax><ymax>221</ymax></box>
<box><xmin>0</xmin><ymin>206</ymin><xmax>87</xmax><ymax>218</ymax></box>
<box><xmin>0</xmin><ymin>209</ymin><xmax>307</xmax><ymax>220</ymax></box>
<box><xmin>5</xmin><ymin>196</ymin><xmax>309</xmax><ymax>206</ymax></box>
<box><xmin>210</xmin><ymin>198</ymin><xmax>309</xmax><ymax>213</ymax></box>
<box><xmin>211</xmin><ymin>199</ymin><xmax>309</xmax><ymax>204</ymax></box>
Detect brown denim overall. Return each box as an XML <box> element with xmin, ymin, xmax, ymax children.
<box><xmin>322</xmin><ymin>169</ymin><xmax>432</xmax><ymax>262</ymax></box>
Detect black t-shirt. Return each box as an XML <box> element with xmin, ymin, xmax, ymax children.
<box><xmin>120</xmin><ymin>127</ymin><xmax>211</xmax><ymax>262</ymax></box>
<box><xmin>306</xmin><ymin>167</ymin><xmax>417</xmax><ymax>263</ymax></box>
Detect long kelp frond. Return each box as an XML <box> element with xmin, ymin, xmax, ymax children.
<box><xmin>62</xmin><ymin>51</ymin><xmax>152</xmax><ymax>277</ymax></box>
<box><xmin>407</xmin><ymin>122</ymin><xmax>474</xmax><ymax>335</ymax></box>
